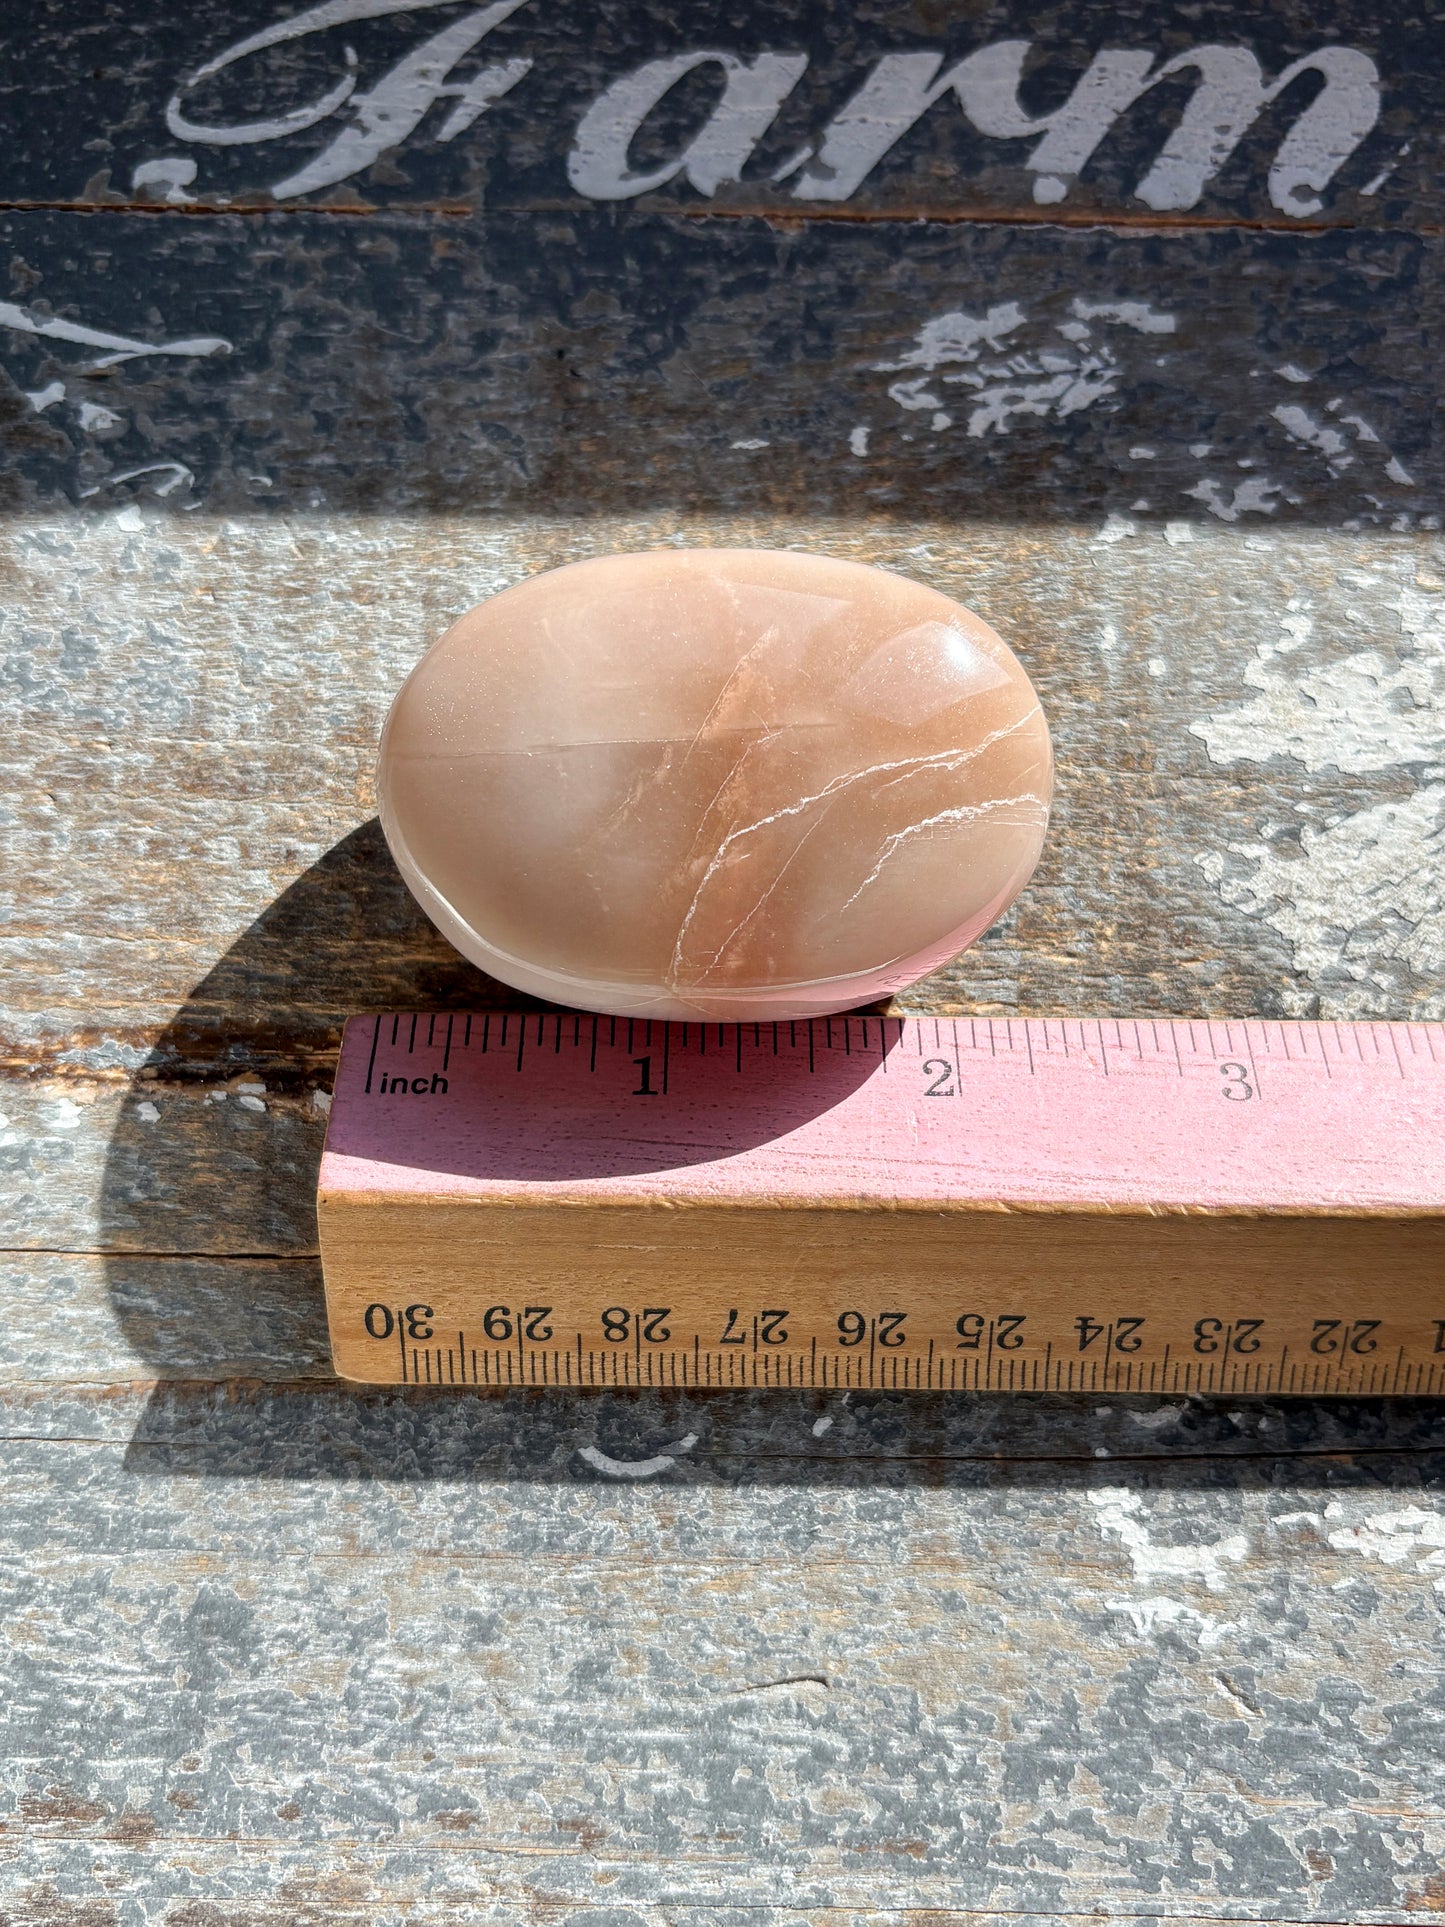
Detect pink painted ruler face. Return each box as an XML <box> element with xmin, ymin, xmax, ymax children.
<box><xmin>321</xmin><ymin>1013</ymin><xmax>1445</xmax><ymax>1213</ymax></box>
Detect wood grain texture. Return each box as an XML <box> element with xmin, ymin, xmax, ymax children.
<box><xmin>3</xmin><ymin>0</ymin><xmax>1445</xmax><ymax>1913</ymax></box>
<box><xmin>3</xmin><ymin>1403</ymin><xmax>1445</xmax><ymax>1921</ymax></box>
<box><xmin>0</xmin><ymin>212</ymin><xmax>1438</xmax><ymax>522</ymax></box>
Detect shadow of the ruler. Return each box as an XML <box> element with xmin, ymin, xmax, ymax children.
<box><xmin>118</xmin><ymin>1381</ymin><xmax>1445</xmax><ymax>1484</ymax></box>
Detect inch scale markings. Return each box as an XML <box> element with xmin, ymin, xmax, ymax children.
<box><xmin>319</xmin><ymin>1013</ymin><xmax>1445</xmax><ymax>1395</ymax></box>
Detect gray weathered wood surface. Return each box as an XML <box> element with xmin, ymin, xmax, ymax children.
<box><xmin>3</xmin><ymin>0</ymin><xmax>1445</xmax><ymax>1919</ymax></box>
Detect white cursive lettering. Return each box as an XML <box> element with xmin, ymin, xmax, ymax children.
<box><xmin>166</xmin><ymin>0</ymin><xmax>533</xmax><ymax>199</ymax></box>
<box><xmin>790</xmin><ymin>39</ymin><xmax>1379</xmax><ymax>212</ymax></box>
<box><xmin>154</xmin><ymin>6</ymin><xmax>1383</xmax><ymax>215</ymax></box>
<box><xmin>568</xmin><ymin>50</ymin><xmax>808</xmax><ymax>199</ymax></box>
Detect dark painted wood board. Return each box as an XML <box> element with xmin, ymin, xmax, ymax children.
<box><xmin>1</xmin><ymin>0</ymin><xmax>1439</xmax><ymax>225</ymax></box>
<box><xmin>2</xmin><ymin>0</ymin><xmax>1445</xmax><ymax>1918</ymax></box>
<box><xmin>0</xmin><ymin>211</ymin><xmax>1439</xmax><ymax>520</ymax></box>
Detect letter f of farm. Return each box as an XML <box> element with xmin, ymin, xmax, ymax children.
<box><xmin>165</xmin><ymin>0</ymin><xmax>533</xmax><ymax>199</ymax></box>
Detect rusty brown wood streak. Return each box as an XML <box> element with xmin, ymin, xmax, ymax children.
<box><xmin>0</xmin><ymin>197</ymin><xmax>1433</xmax><ymax>237</ymax></box>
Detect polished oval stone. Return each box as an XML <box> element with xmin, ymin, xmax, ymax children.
<box><xmin>378</xmin><ymin>549</ymin><xmax>1052</xmax><ymax>1019</ymax></box>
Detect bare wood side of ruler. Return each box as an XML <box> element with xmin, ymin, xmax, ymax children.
<box><xmin>317</xmin><ymin>1012</ymin><xmax>1445</xmax><ymax>1394</ymax></box>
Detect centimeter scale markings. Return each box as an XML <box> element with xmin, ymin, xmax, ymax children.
<box><xmin>317</xmin><ymin>1012</ymin><xmax>1445</xmax><ymax>1396</ymax></box>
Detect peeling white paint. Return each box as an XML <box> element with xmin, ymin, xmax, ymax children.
<box><xmin>1185</xmin><ymin>476</ymin><xmax>1284</xmax><ymax>520</ymax></box>
<box><xmin>1093</xmin><ymin>514</ymin><xmax>1138</xmax><ymax>545</ymax></box>
<box><xmin>1190</xmin><ymin>605</ymin><xmax>1445</xmax><ymax>776</ymax></box>
<box><xmin>1105</xmin><ymin>1596</ymin><xmax>1234</xmax><ymax>1645</ymax></box>
<box><xmin>1069</xmin><ymin>298</ymin><xmax>1175</xmax><ymax>334</ymax></box>
<box><xmin>1273</xmin><ymin>1511</ymin><xmax>1323</xmax><ymax>1528</ymax></box>
<box><xmin>874</xmin><ymin>299</ymin><xmax>1175</xmax><ymax>441</ymax></box>
<box><xmin>24</xmin><ymin>381</ymin><xmax>65</xmax><ymax>412</ymax></box>
<box><xmin>1200</xmin><ymin>788</ymin><xmax>1445</xmax><ymax>1008</ymax></box>
<box><xmin>0</xmin><ymin>298</ymin><xmax>230</xmax><ymax>371</ymax></box>
<box><xmin>132</xmin><ymin>156</ymin><xmax>199</xmax><ymax>204</ymax></box>
<box><xmin>1325</xmin><ymin>1503</ymin><xmax>1445</xmax><ymax>1573</ymax></box>
<box><xmin>1125</xmin><ymin>1404</ymin><xmax>1187</xmax><ymax>1432</ymax></box>
<box><xmin>76</xmin><ymin>401</ymin><xmax>124</xmax><ymax>433</ymax></box>
<box><xmin>882</xmin><ymin>304</ymin><xmax>1027</xmax><ymax>372</ymax></box>
<box><xmin>1089</xmin><ymin>1488</ymin><xmax>1248</xmax><ymax>1590</ymax></box>
<box><xmin>1191</xmin><ymin>581</ymin><xmax>1445</xmax><ymax>1003</ymax></box>
<box><xmin>135</xmin><ymin>1101</ymin><xmax>161</xmax><ymax>1124</ymax></box>
<box><xmin>1273</xmin><ymin>403</ymin><xmax>1353</xmax><ymax>474</ymax></box>
<box><xmin>579</xmin><ymin>1433</ymin><xmax>699</xmax><ymax>1479</ymax></box>
<box><xmin>730</xmin><ymin>438</ymin><xmax>771</xmax><ymax>451</ymax></box>
<box><xmin>1272</xmin><ymin>400</ymin><xmax>1414</xmax><ymax>488</ymax></box>
<box><xmin>1333</xmin><ymin>407</ymin><xmax>1380</xmax><ymax>443</ymax></box>
<box><xmin>848</xmin><ymin>426</ymin><xmax>869</xmax><ymax>457</ymax></box>
<box><xmin>80</xmin><ymin>461</ymin><xmax>196</xmax><ymax>500</ymax></box>
<box><xmin>811</xmin><ymin>1414</ymin><xmax>834</xmax><ymax>1437</ymax></box>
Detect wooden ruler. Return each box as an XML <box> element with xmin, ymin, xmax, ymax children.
<box><xmin>318</xmin><ymin>1012</ymin><xmax>1445</xmax><ymax>1395</ymax></box>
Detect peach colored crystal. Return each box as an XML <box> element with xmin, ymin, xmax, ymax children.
<box><xmin>378</xmin><ymin>549</ymin><xmax>1052</xmax><ymax>1019</ymax></box>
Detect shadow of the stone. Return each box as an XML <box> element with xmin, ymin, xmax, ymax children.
<box><xmin>97</xmin><ymin>817</ymin><xmax>912</xmax><ymax>1472</ymax></box>
<box><xmin>106</xmin><ymin>816</ymin><xmax>505</xmax><ymax>1090</ymax></box>
<box><xmin>98</xmin><ymin>816</ymin><xmax>506</xmax><ymax>1409</ymax></box>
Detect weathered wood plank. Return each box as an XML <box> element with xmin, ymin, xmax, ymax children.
<box><xmin>0</xmin><ymin>213</ymin><xmax>1437</xmax><ymax>519</ymax></box>
<box><xmin>0</xmin><ymin>0</ymin><xmax>1435</xmax><ymax>227</ymax></box>
<box><xmin>0</xmin><ymin>1433</ymin><xmax>1443</xmax><ymax>1917</ymax></box>
<box><xmin>0</xmin><ymin>1082</ymin><xmax>325</xmax><ymax>1255</ymax></box>
<box><xmin>5</xmin><ymin>513</ymin><xmax>1444</xmax><ymax>1100</ymax></box>
<box><xmin>0</xmin><ymin>1894</ymin><xmax>1316</xmax><ymax>1927</ymax></box>
<box><xmin>0</xmin><ymin>1255</ymin><xmax>329</xmax><ymax>1384</ymax></box>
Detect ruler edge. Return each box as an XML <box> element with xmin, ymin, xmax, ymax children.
<box><xmin>318</xmin><ymin>1186</ymin><xmax>1445</xmax><ymax>1221</ymax></box>
<box><xmin>333</xmin><ymin>1011</ymin><xmax>1445</xmax><ymax>1042</ymax></box>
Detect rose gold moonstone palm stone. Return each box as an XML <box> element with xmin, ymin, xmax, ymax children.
<box><xmin>378</xmin><ymin>549</ymin><xmax>1052</xmax><ymax>1020</ymax></box>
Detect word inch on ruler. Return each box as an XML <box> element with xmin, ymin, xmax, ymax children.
<box><xmin>317</xmin><ymin>1012</ymin><xmax>1445</xmax><ymax>1396</ymax></box>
